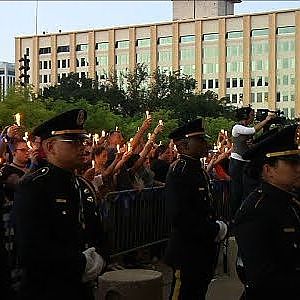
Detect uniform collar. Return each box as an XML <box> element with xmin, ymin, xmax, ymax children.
<box><xmin>47</xmin><ymin>162</ymin><xmax>75</xmax><ymax>179</ymax></box>
<box><xmin>262</xmin><ymin>181</ymin><xmax>299</xmax><ymax>202</ymax></box>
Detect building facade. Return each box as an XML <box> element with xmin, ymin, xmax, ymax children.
<box><xmin>15</xmin><ymin>8</ymin><xmax>300</xmax><ymax>119</ymax></box>
<box><xmin>0</xmin><ymin>62</ymin><xmax>15</xmax><ymax>99</ymax></box>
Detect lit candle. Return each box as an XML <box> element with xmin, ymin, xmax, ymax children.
<box><xmin>224</xmin><ymin>147</ymin><xmax>228</xmax><ymax>153</ymax></box>
<box><xmin>24</xmin><ymin>131</ymin><xmax>28</xmax><ymax>141</ymax></box>
<box><xmin>173</xmin><ymin>145</ymin><xmax>178</xmax><ymax>152</ymax></box>
<box><xmin>88</xmin><ymin>133</ymin><xmax>92</xmax><ymax>138</ymax></box>
<box><xmin>145</xmin><ymin>111</ymin><xmax>150</xmax><ymax>119</ymax></box>
<box><xmin>93</xmin><ymin>133</ymin><xmax>99</xmax><ymax>144</ymax></box>
<box><xmin>130</xmin><ymin>138</ymin><xmax>133</xmax><ymax>142</ymax></box>
<box><xmin>92</xmin><ymin>160</ymin><xmax>95</xmax><ymax>168</ymax></box>
<box><xmin>159</xmin><ymin>141</ymin><xmax>162</xmax><ymax>146</ymax></box>
<box><xmin>101</xmin><ymin>130</ymin><xmax>106</xmax><ymax>138</ymax></box>
<box><xmin>26</xmin><ymin>141</ymin><xmax>32</xmax><ymax>149</ymax></box>
<box><xmin>116</xmin><ymin>144</ymin><xmax>120</xmax><ymax>153</ymax></box>
<box><xmin>225</xmin><ymin>130</ymin><xmax>228</xmax><ymax>136</ymax></box>
<box><xmin>148</xmin><ymin>133</ymin><xmax>151</xmax><ymax>140</ymax></box>
<box><xmin>158</xmin><ymin>119</ymin><xmax>163</xmax><ymax>126</ymax></box>
<box><xmin>14</xmin><ymin>113</ymin><xmax>21</xmax><ymax>126</ymax></box>
<box><xmin>127</xmin><ymin>142</ymin><xmax>132</xmax><ymax>152</ymax></box>
<box><xmin>221</xmin><ymin>129</ymin><xmax>225</xmax><ymax>134</ymax></box>
<box><xmin>115</xmin><ymin>126</ymin><xmax>118</xmax><ymax>131</ymax></box>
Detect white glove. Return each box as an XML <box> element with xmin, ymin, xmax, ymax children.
<box><xmin>215</xmin><ymin>220</ymin><xmax>228</xmax><ymax>242</ymax></box>
<box><xmin>82</xmin><ymin>247</ymin><xmax>105</xmax><ymax>282</ymax></box>
<box><xmin>92</xmin><ymin>175</ymin><xmax>103</xmax><ymax>192</ymax></box>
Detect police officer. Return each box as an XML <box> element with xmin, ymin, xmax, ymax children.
<box><xmin>234</xmin><ymin>124</ymin><xmax>300</xmax><ymax>300</ymax></box>
<box><xmin>164</xmin><ymin>119</ymin><xmax>228</xmax><ymax>300</ymax></box>
<box><xmin>14</xmin><ymin>109</ymin><xmax>106</xmax><ymax>300</ymax></box>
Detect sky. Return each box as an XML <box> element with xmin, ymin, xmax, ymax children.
<box><xmin>1</xmin><ymin>1</ymin><xmax>300</xmax><ymax>62</ymax></box>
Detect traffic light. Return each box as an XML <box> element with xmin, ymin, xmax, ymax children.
<box><xmin>19</xmin><ymin>54</ymin><xmax>30</xmax><ymax>86</ymax></box>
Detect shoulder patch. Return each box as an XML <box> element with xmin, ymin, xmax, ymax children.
<box><xmin>171</xmin><ymin>159</ymin><xmax>186</xmax><ymax>175</ymax></box>
<box><xmin>20</xmin><ymin>167</ymin><xmax>50</xmax><ymax>184</ymax></box>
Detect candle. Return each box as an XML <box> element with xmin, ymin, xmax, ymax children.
<box><xmin>115</xmin><ymin>126</ymin><xmax>119</xmax><ymax>131</ymax></box>
<box><xmin>159</xmin><ymin>141</ymin><xmax>162</xmax><ymax>146</ymax></box>
<box><xmin>146</xmin><ymin>111</ymin><xmax>150</xmax><ymax>119</ymax></box>
<box><xmin>27</xmin><ymin>141</ymin><xmax>32</xmax><ymax>149</ymax></box>
<box><xmin>88</xmin><ymin>133</ymin><xmax>92</xmax><ymax>138</ymax></box>
<box><xmin>93</xmin><ymin>133</ymin><xmax>99</xmax><ymax>144</ymax></box>
<box><xmin>137</xmin><ymin>127</ymin><xmax>140</xmax><ymax>132</ymax></box>
<box><xmin>148</xmin><ymin>133</ymin><xmax>151</xmax><ymax>140</ymax></box>
<box><xmin>173</xmin><ymin>145</ymin><xmax>178</xmax><ymax>152</ymax></box>
<box><xmin>158</xmin><ymin>119</ymin><xmax>163</xmax><ymax>126</ymax></box>
<box><xmin>14</xmin><ymin>113</ymin><xmax>21</xmax><ymax>126</ymax></box>
<box><xmin>101</xmin><ymin>130</ymin><xmax>106</xmax><ymax>137</ymax></box>
<box><xmin>24</xmin><ymin>131</ymin><xmax>28</xmax><ymax>141</ymax></box>
<box><xmin>116</xmin><ymin>144</ymin><xmax>120</xmax><ymax>153</ymax></box>
<box><xmin>130</xmin><ymin>138</ymin><xmax>133</xmax><ymax>142</ymax></box>
<box><xmin>127</xmin><ymin>142</ymin><xmax>132</xmax><ymax>152</ymax></box>
<box><xmin>221</xmin><ymin>129</ymin><xmax>225</xmax><ymax>134</ymax></box>
<box><xmin>224</xmin><ymin>147</ymin><xmax>228</xmax><ymax>153</ymax></box>
<box><xmin>225</xmin><ymin>130</ymin><xmax>228</xmax><ymax>136</ymax></box>
<box><xmin>92</xmin><ymin>160</ymin><xmax>95</xmax><ymax>168</ymax></box>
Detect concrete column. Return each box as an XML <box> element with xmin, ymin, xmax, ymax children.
<box><xmin>218</xmin><ymin>18</ymin><xmax>226</xmax><ymax>98</ymax></box>
<box><xmin>243</xmin><ymin>15</ymin><xmax>251</xmax><ymax>106</ymax></box>
<box><xmin>268</xmin><ymin>13</ymin><xmax>277</xmax><ymax>111</ymax></box>
<box><xmin>88</xmin><ymin>30</ymin><xmax>96</xmax><ymax>79</ymax></box>
<box><xmin>69</xmin><ymin>33</ymin><xmax>76</xmax><ymax>73</ymax></box>
<box><xmin>51</xmin><ymin>35</ymin><xmax>57</xmax><ymax>85</ymax></box>
<box><xmin>295</xmin><ymin>11</ymin><xmax>300</xmax><ymax>117</ymax></box>
<box><xmin>195</xmin><ymin>20</ymin><xmax>202</xmax><ymax>92</ymax></box>
<box><xmin>129</xmin><ymin>27</ymin><xmax>136</xmax><ymax>72</ymax></box>
<box><xmin>108</xmin><ymin>29</ymin><xmax>115</xmax><ymax>77</ymax></box>
<box><xmin>150</xmin><ymin>25</ymin><xmax>158</xmax><ymax>75</ymax></box>
<box><xmin>15</xmin><ymin>38</ymin><xmax>22</xmax><ymax>82</ymax></box>
<box><xmin>172</xmin><ymin>22</ymin><xmax>179</xmax><ymax>73</ymax></box>
<box><xmin>32</xmin><ymin>36</ymin><xmax>39</xmax><ymax>93</ymax></box>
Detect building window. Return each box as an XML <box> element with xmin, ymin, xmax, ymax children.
<box><xmin>49</xmin><ymin>60</ymin><xmax>52</xmax><ymax>69</ymax></box>
<box><xmin>232</xmin><ymin>78</ymin><xmax>237</xmax><ymax>88</ymax></box>
<box><xmin>257</xmin><ymin>92</ymin><xmax>262</xmax><ymax>103</ymax></box>
<box><xmin>116</xmin><ymin>40</ymin><xmax>129</xmax><ymax>49</ymax></box>
<box><xmin>136</xmin><ymin>52</ymin><xmax>150</xmax><ymax>64</ymax></box>
<box><xmin>43</xmin><ymin>74</ymin><xmax>48</xmax><ymax>84</ymax></box>
<box><xmin>96</xmin><ymin>56</ymin><xmax>108</xmax><ymax>66</ymax></box>
<box><xmin>264</xmin><ymin>92</ymin><xmax>268</xmax><ymax>102</ymax></box>
<box><xmin>291</xmin><ymin>108</ymin><xmax>295</xmax><ymax>119</ymax></box>
<box><xmin>232</xmin><ymin>94</ymin><xmax>238</xmax><ymax>103</ymax></box>
<box><xmin>43</xmin><ymin>61</ymin><xmax>47</xmax><ymax>69</ymax></box>
<box><xmin>276</xmin><ymin>92</ymin><xmax>280</xmax><ymax>102</ymax></box>
<box><xmin>203</xmin><ymin>46</ymin><xmax>219</xmax><ymax>58</ymax></box>
<box><xmin>264</xmin><ymin>77</ymin><xmax>269</xmax><ymax>86</ymax></box>
<box><xmin>251</xmin><ymin>28</ymin><xmax>269</xmax><ymax>37</ymax></box>
<box><xmin>62</xmin><ymin>59</ymin><xmax>67</xmax><ymax>68</ymax></box>
<box><xmin>251</xmin><ymin>42</ymin><xmax>269</xmax><ymax>55</ymax></box>
<box><xmin>180</xmin><ymin>48</ymin><xmax>195</xmax><ymax>61</ymax></box>
<box><xmin>240</xmin><ymin>78</ymin><xmax>243</xmax><ymax>87</ymax></box>
<box><xmin>95</xmin><ymin>42</ymin><xmax>109</xmax><ymax>51</ymax></box>
<box><xmin>277</xmin><ymin>26</ymin><xmax>295</xmax><ymax>35</ymax></box>
<box><xmin>257</xmin><ymin>76</ymin><xmax>263</xmax><ymax>86</ymax></box>
<box><xmin>116</xmin><ymin>54</ymin><xmax>129</xmax><ymax>65</ymax></box>
<box><xmin>57</xmin><ymin>45</ymin><xmax>70</xmax><ymax>53</ymax></box>
<box><xmin>137</xmin><ymin>38</ymin><xmax>150</xmax><ymax>48</ymax></box>
<box><xmin>215</xmin><ymin>79</ymin><xmax>219</xmax><ymax>88</ymax></box>
<box><xmin>180</xmin><ymin>65</ymin><xmax>195</xmax><ymax>76</ymax></box>
<box><xmin>277</xmin><ymin>40</ymin><xmax>295</xmax><ymax>53</ymax></box>
<box><xmin>226</xmin><ymin>31</ymin><xmax>243</xmax><ymax>39</ymax></box>
<box><xmin>158</xmin><ymin>51</ymin><xmax>172</xmax><ymax>62</ymax></box>
<box><xmin>180</xmin><ymin>35</ymin><xmax>195</xmax><ymax>43</ymax></box>
<box><xmin>226</xmin><ymin>78</ymin><xmax>230</xmax><ymax>88</ymax></box>
<box><xmin>57</xmin><ymin>60</ymin><xmax>61</xmax><ymax>68</ymax></box>
<box><xmin>251</xmin><ymin>93</ymin><xmax>255</xmax><ymax>103</ymax></box>
<box><xmin>226</xmin><ymin>45</ymin><xmax>243</xmax><ymax>57</ymax></box>
<box><xmin>203</xmin><ymin>33</ymin><xmax>219</xmax><ymax>41</ymax></box>
<box><xmin>202</xmin><ymin>80</ymin><xmax>206</xmax><ymax>89</ymax></box>
<box><xmin>227</xmin><ymin>61</ymin><xmax>243</xmax><ymax>73</ymax></box>
<box><xmin>76</xmin><ymin>44</ymin><xmax>88</xmax><ymax>51</ymax></box>
<box><xmin>39</xmin><ymin>61</ymin><xmax>42</xmax><ymax>69</ymax></box>
<box><xmin>208</xmin><ymin>79</ymin><xmax>213</xmax><ymax>89</ymax></box>
<box><xmin>39</xmin><ymin>47</ymin><xmax>51</xmax><ymax>54</ymax></box>
<box><xmin>282</xmin><ymin>75</ymin><xmax>289</xmax><ymax>86</ymax></box>
<box><xmin>282</xmin><ymin>92</ymin><xmax>289</xmax><ymax>102</ymax></box>
<box><xmin>80</xmin><ymin>58</ymin><xmax>87</xmax><ymax>67</ymax></box>
<box><xmin>203</xmin><ymin>63</ymin><xmax>219</xmax><ymax>74</ymax></box>
<box><xmin>158</xmin><ymin>36</ymin><xmax>172</xmax><ymax>45</ymax></box>
<box><xmin>251</xmin><ymin>78</ymin><xmax>255</xmax><ymax>87</ymax></box>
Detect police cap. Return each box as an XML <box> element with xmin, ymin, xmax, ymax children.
<box><xmin>32</xmin><ymin>109</ymin><xmax>88</xmax><ymax>141</ymax></box>
<box><xmin>243</xmin><ymin>124</ymin><xmax>300</xmax><ymax>161</ymax></box>
<box><xmin>169</xmin><ymin>118</ymin><xmax>205</xmax><ymax>141</ymax></box>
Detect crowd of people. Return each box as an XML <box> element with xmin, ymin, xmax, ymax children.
<box><xmin>0</xmin><ymin>106</ymin><xmax>299</xmax><ymax>300</ymax></box>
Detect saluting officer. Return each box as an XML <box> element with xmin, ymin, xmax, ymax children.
<box><xmin>164</xmin><ymin>119</ymin><xmax>228</xmax><ymax>300</ymax></box>
<box><xmin>234</xmin><ymin>124</ymin><xmax>300</xmax><ymax>300</ymax></box>
<box><xmin>14</xmin><ymin>109</ymin><xmax>106</xmax><ymax>300</ymax></box>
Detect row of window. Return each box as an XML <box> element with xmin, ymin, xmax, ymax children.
<box><xmin>250</xmin><ymin>92</ymin><xmax>269</xmax><ymax>103</ymax></box>
<box><xmin>276</xmin><ymin>91</ymin><xmax>295</xmax><ymax>102</ymax></box>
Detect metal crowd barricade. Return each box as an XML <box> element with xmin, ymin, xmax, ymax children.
<box><xmin>100</xmin><ymin>186</ymin><xmax>171</xmax><ymax>258</ymax></box>
<box><xmin>210</xmin><ymin>179</ymin><xmax>231</xmax><ymax>223</ymax></box>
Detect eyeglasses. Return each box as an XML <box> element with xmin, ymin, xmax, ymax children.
<box><xmin>15</xmin><ymin>148</ymin><xmax>29</xmax><ymax>152</ymax></box>
<box><xmin>56</xmin><ymin>139</ymin><xmax>88</xmax><ymax>146</ymax></box>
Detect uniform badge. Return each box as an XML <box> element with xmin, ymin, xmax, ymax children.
<box><xmin>77</xmin><ymin>110</ymin><xmax>85</xmax><ymax>126</ymax></box>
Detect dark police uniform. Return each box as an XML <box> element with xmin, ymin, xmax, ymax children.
<box><xmin>234</xmin><ymin>124</ymin><xmax>300</xmax><ymax>300</ymax></box>
<box><xmin>165</xmin><ymin>119</ymin><xmax>226</xmax><ymax>300</ymax></box>
<box><xmin>13</xmin><ymin>109</ymin><xmax>106</xmax><ymax>300</ymax></box>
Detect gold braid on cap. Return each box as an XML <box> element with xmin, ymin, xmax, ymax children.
<box><xmin>185</xmin><ymin>131</ymin><xmax>205</xmax><ymax>138</ymax></box>
<box><xmin>265</xmin><ymin>125</ymin><xmax>300</xmax><ymax>158</ymax></box>
<box><xmin>51</xmin><ymin>129</ymin><xmax>87</xmax><ymax>135</ymax></box>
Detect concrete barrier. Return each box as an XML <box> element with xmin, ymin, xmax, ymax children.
<box><xmin>97</xmin><ymin>269</ymin><xmax>163</xmax><ymax>300</ymax></box>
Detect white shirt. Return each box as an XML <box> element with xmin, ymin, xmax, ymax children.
<box><xmin>230</xmin><ymin>124</ymin><xmax>255</xmax><ymax>161</ymax></box>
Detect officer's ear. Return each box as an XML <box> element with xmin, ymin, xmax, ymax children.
<box><xmin>42</xmin><ymin>138</ymin><xmax>55</xmax><ymax>155</ymax></box>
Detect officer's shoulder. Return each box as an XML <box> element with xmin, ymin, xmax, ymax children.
<box><xmin>19</xmin><ymin>167</ymin><xmax>50</xmax><ymax>186</ymax></box>
<box><xmin>169</xmin><ymin>158</ymin><xmax>187</xmax><ymax>176</ymax></box>
<box><xmin>239</xmin><ymin>188</ymin><xmax>267</xmax><ymax>213</ymax></box>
